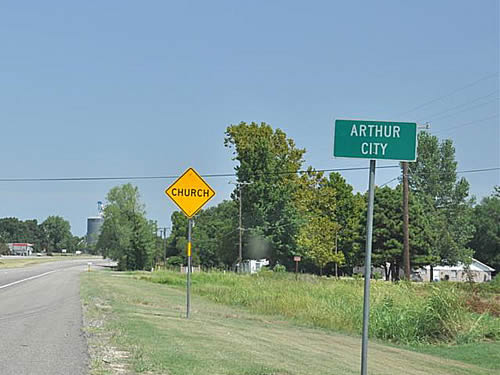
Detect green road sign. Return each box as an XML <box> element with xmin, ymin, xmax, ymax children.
<box><xmin>334</xmin><ymin>119</ymin><xmax>417</xmax><ymax>161</ymax></box>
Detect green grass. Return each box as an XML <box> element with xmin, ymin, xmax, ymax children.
<box><xmin>411</xmin><ymin>342</ymin><xmax>500</xmax><ymax>370</ymax></box>
<box><xmin>140</xmin><ymin>270</ymin><xmax>500</xmax><ymax>346</ymax></box>
<box><xmin>81</xmin><ymin>271</ymin><xmax>497</xmax><ymax>375</ymax></box>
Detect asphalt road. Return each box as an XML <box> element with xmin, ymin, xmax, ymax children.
<box><xmin>0</xmin><ymin>258</ymin><xmax>108</xmax><ymax>375</ymax></box>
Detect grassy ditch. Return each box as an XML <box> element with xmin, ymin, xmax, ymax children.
<box><xmin>81</xmin><ymin>271</ymin><xmax>497</xmax><ymax>375</ymax></box>
<box><xmin>140</xmin><ymin>270</ymin><xmax>500</xmax><ymax>346</ymax></box>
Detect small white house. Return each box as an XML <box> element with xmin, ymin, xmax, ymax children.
<box><xmin>239</xmin><ymin>259</ymin><xmax>270</xmax><ymax>274</ymax></box>
<box><xmin>8</xmin><ymin>243</ymin><xmax>34</xmax><ymax>256</ymax></box>
<box><xmin>416</xmin><ymin>258</ymin><xmax>495</xmax><ymax>283</ymax></box>
<box><xmin>353</xmin><ymin>258</ymin><xmax>495</xmax><ymax>283</ymax></box>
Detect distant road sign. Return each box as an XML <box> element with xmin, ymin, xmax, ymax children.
<box><xmin>293</xmin><ymin>256</ymin><xmax>301</xmax><ymax>262</ymax></box>
<box><xmin>165</xmin><ymin>168</ymin><xmax>215</xmax><ymax>218</ymax></box>
<box><xmin>334</xmin><ymin>119</ymin><xmax>417</xmax><ymax>161</ymax></box>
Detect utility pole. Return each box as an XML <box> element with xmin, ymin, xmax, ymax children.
<box><xmin>230</xmin><ymin>181</ymin><xmax>253</xmax><ymax>273</ymax></box>
<box><xmin>335</xmin><ymin>232</ymin><xmax>338</xmax><ymax>278</ymax></box>
<box><xmin>403</xmin><ymin>162</ymin><xmax>410</xmax><ymax>280</ymax></box>
<box><xmin>157</xmin><ymin>227</ymin><xmax>169</xmax><ymax>269</ymax></box>
<box><xmin>238</xmin><ymin>186</ymin><xmax>243</xmax><ymax>272</ymax></box>
<box><xmin>163</xmin><ymin>228</ymin><xmax>167</xmax><ymax>267</ymax></box>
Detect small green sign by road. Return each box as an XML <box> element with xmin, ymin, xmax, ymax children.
<box><xmin>334</xmin><ymin>119</ymin><xmax>417</xmax><ymax>161</ymax></box>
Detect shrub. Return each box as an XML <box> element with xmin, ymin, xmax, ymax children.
<box><xmin>0</xmin><ymin>242</ymin><xmax>9</xmax><ymax>255</ymax></box>
<box><xmin>484</xmin><ymin>274</ymin><xmax>500</xmax><ymax>293</ymax></box>
<box><xmin>273</xmin><ymin>264</ymin><xmax>286</xmax><ymax>273</ymax></box>
<box><xmin>167</xmin><ymin>256</ymin><xmax>183</xmax><ymax>266</ymax></box>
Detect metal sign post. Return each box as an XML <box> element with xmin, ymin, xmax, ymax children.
<box><xmin>164</xmin><ymin>167</ymin><xmax>216</xmax><ymax>319</ymax></box>
<box><xmin>187</xmin><ymin>218</ymin><xmax>192</xmax><ymax>319</ymax></box>
<box><xmin>333</xmin><ymin>119</ymin><xmax>418</xmax><ymax>375</ymax></box>
<box><xmin>361</xmin><ymin>160</ymin><xmax>376</xmax><ymax>375</ymax></box>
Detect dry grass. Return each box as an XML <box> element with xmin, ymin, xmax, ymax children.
<box><xmin>0</xmin><ymin>255</ymin><xmax>101</xmax><ymax>269</ymax></box>
<box><xmin>0</xmin><ymin>257</ymin><xmax>59</xmax><ymax>269</ymax></box>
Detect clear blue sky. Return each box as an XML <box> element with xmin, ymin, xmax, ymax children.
<box><xmin>1</xmin><ymin>0</ymin><xmax>498</xmax><ymax>236</ymax></box>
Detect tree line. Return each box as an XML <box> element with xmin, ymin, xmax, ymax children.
<box><xmin>0</xmin><ymin>216</ymin><xmax>84</xmax><ymax>254</ymax></box>
<box><xmin>95</xmin><ymin>122</ymin><xmax>499</xmax><ymax>275</ymax></box>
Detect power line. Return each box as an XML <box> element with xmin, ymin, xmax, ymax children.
<box><xmin>173</xmin><ymin>166</ymin><xmax>500</xmax><ymax>242</ymax></box>
<box><xmin>0</xmin><ymin>165</ymin><xmax>497</xmax><ymax>183</ymax></box>
<box><xmin>379</xmin><ymin>177</ymin><xmax>399</xmax><ymax>187</ymax></box>
<box><xmin>378</xmin><ymin>166</ymin><xmax>500</xmax><ymax>188</ymax></box>
<box><xmin>0</xmin><ymin>165</ymin><xmax>401</xmax><ymax>183</ymax></box>
<box><xmin>395</xmin><ymin>72</ymin><xmax>498</xmax><ymax>118</ymax></box>
<box><xmin>3</xmin><ymin>74</ymin><xmax>497</xmax><ymax>184</ymax></box>
<box><xmin>455</xmin><ymin>167</ymin><xmax>500</xmax><ymax>174</ymax></box>
<box><xmin>425</xmin><ymin>97</ymin><xmax>499</xmax><ymax>123</ymax></box>
<box><xmin>418</xmin><ymin>90</ymin><xmax>498</xmax><ymax>122</ymax></box>
<box><xmin>430</xmin><ymin>114</ymin><xmax>499</xmax><ymax>134</ymax></box>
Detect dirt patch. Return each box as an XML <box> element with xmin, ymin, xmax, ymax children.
<box><xmin>102</xmin><ymin>347</ymin><xmax>131</xmax><ymax>374</ymax></box>
<box><xmin>466</xmin><ymin>294</ymin><xmax>500</xmax><ymax>316</ymax></box>
<box><xmin>82</xmin><ymin>294</ymin><xmax>132</xmax><ymax>374</ymax></box>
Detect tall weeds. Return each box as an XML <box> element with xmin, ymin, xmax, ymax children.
<box><xmin>140</xmin><ymin>270</ymin><xmax>499</xmax><ymax>345</ymax></box>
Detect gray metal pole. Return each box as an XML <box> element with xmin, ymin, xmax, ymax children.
<box><xmin>187</xmin><ymin>219</ymin><xmax>192</xmax><ymax>319</ymax></box>
<box><xmin>402</xmin><ymin>161</ymin><xmax>410</xmax><ymax>280</ymax></box>
<box><xmin>361</xmin><ymin>159</ymin><xmax>376</xmax><ymax>375</ymax></box>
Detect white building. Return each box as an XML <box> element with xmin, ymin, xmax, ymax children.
<box><xmin>353</xmin><ymin>258</ymin><xmax>495</xmax><ymax>283</ymax></box>
<box><xmin>239</xmin><ymin>259</ymin><xmax>270</xmax><ymax>274</ymax></box>
<box><xmin>416</xmin><ymin>258</ymin><xmax>495</xmax><ymax>283</ymax></box>
<box><xmin>8</xmin><ymin>243</ymin><xmax>34</xmax><ymax>256</ymax></box>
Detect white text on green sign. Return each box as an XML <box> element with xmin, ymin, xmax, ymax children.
<box><xmin>333</xmin><ymin>119</ymin><xmax>417</xmax><ymax>161</ymax></box>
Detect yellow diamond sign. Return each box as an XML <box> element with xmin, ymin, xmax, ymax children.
<box><xmin>165</xmin><ymin>167</ymin><xmax>215</xmax><ymax>218</ymax></box>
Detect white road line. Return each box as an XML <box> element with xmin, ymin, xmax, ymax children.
<box><xmin>0</xmin><ymin>270</ymin><xmax>56</xmax><ymax>290</ymax></box>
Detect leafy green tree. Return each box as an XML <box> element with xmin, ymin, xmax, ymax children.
<box><xmin>0</xmin><ymin>240</ymin><xmax>9</xmax><ymax>255</ymax></box>
<box><xmin>0</xmin><ymin>218</ymin><xmax>27</xmax><ymax>242</ymax></box>
<box><xmin>40</xmin><ymin>216</ymin><xmax>73</xmax><ymax>252</ymax></box>
<box><xmin>193</xmin><ymin>200</ymin><xmax>238</xmax><ymax>268</ymax></box>
<box><xmin>407</xmin><ymin>132</ymin><xmax>475</xmax><ymax>275</ymax></box>
<box><xmin>24</xmin><ymin>219</ymin><xmax>44</xmax><ymax>250</ymax></box>
<box><xmin>0</xmin><ymin>216</ymin><xmax>79</xmax><ymax>254</ymax></box>
<box><xmin>165</xmin><ymin>211</ymin><xmax>189</xmax><ymax>261</ymax></box>
<box><xmin>324</xmin><ymin>173</ymin><xmax>365</xmax><ymax>271</ymax></box>
<box><xmin>166</xmin><ymin>201</ymin><xmax>239</xmax><ymax>268</ymax></box>
<box><xmin>0</xmin><ymin>218</ymin><xmax>45</xmax><ymax>251</ymax></box>
<box><xmin>96</xmin><ymin>184</ymin><xmax>156</xmax><ymax>270</ymax></box>
<box><xmin>297</xmin><ymin>216</ymin><xmax>344</xmax><ymax>275</ymax></box>
<box><xmin>224</xmin><ymin>122</ymin><xmax>305</xmax><ymax>267</ymax></box>
<box><xmin>469</xmin><ymin>186</ymin><xmax>500</xmax><ymax>270</ymax></box>
<box><xmin>366</xmin><ymin>186</ymin><xmax>436</xmax><ymax>280</ymax></box>
<box><xmin>64</xmin><ymin>235</ymin><xmax>85</xmax><ymax>253</ymax></box>
<box><xmin>295</xmin><ymin>169</ymin><xmax>363</xmax><ymax>274</ymax></box>
<box><xmin>369</xmin><ymin>186</ymin><xmax>403</xmax><ymax>280</ymax></box>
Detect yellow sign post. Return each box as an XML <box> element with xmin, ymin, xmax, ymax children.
<box><xmin>164</xmin><ymin>168</ymin><xmax>215</xmax><ymax>318</ymax></box>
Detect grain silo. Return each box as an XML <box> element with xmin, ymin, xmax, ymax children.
<box><xmin>86</xmin><ymin>201</ymin><xmax>104</xmax><ymax>246</ymax></box>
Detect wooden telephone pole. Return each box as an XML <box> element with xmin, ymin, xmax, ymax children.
<box><xmin>230</xmin><ymin>181</ymin><xmax>252</xmax><ymax>273</ymax></box>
